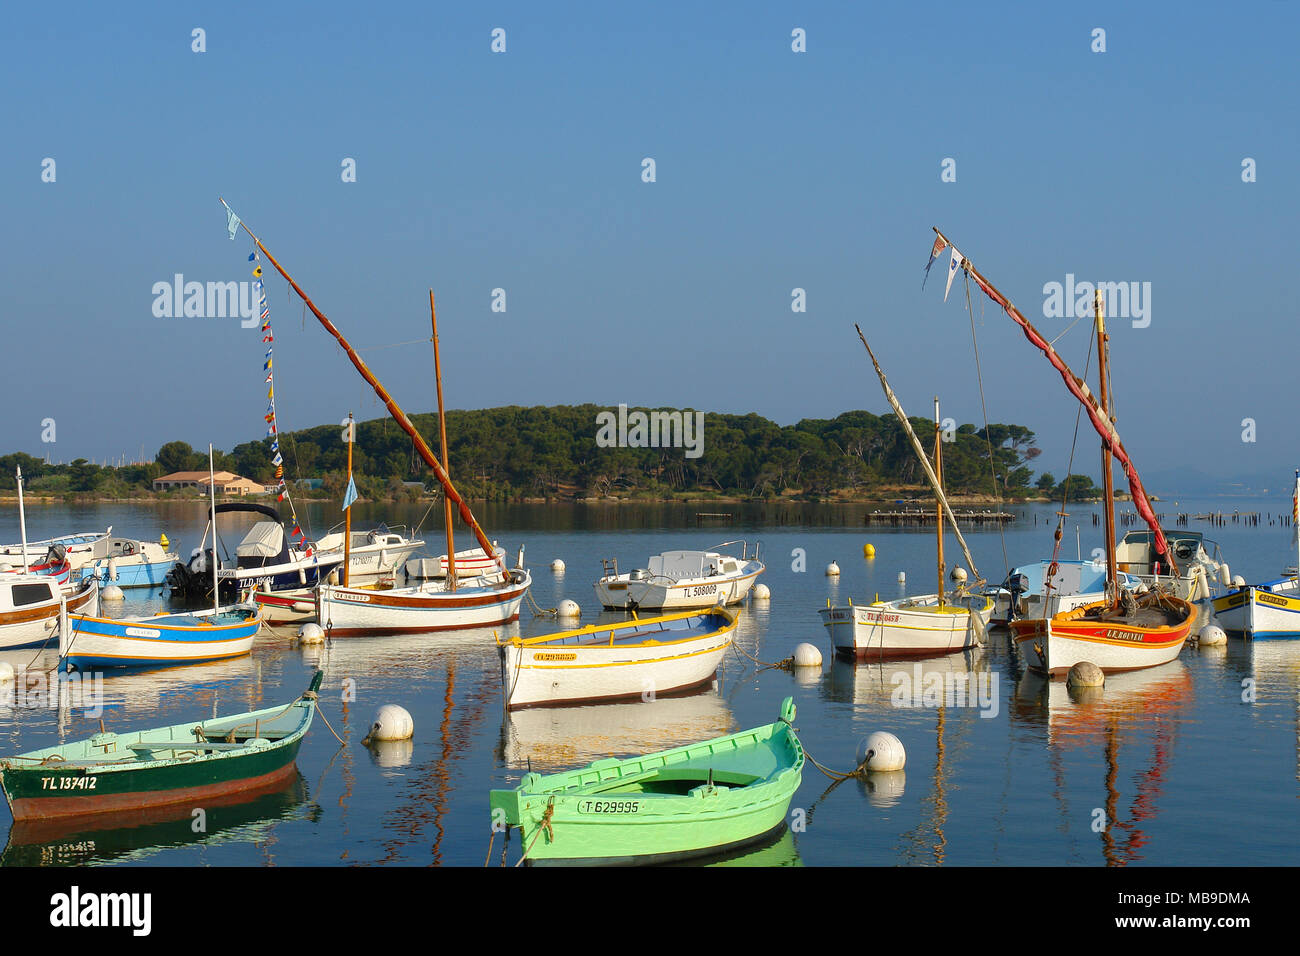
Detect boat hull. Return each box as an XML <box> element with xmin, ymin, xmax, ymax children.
<box><xmin>819</xmin><ymin>595</ymin><xmax>993</xmax><ymax>661</ymax></box>
<box><xmin>62</xmin><ymin>611</ymin><xmax>259</xmax><ymax>670</ymax></box>
<box><xmin>1011</xmin><ymin>597</ymin><xmax>1193</xmax><ymax>676</ymax></box>
<box><xmin>0</xmin><ymin>579</ymin><xmax>99</xmax><ymax>651</ymax></box>
<box><xmin>76</xmin><ymin>559</ymin><xmax>175</xmax><ymax>589</ymax></box>
<box><xmin>595</xmin><ymin>567</ymin><xmax>763</xmax><ymax>611</ymax></box>
<box><xmin>501</xmin><ymin>609</ymin><xmax>735</xmax><ymax>709</ymax></box>
<box><xmin>317</xmin><ymin>571</ymin><xmax>531</xmax><ymax>636</ymax></box>
<box><xmin>491</xmin><ymin>699</ymin><xmax>803</xmax><ymax>864</ymax></box>
<box><xmin>1212</xmin><ymin>580</ymin><xmax>1300</xmax><ymax>638</ymax></box>
<box><xmin>0</xmin><ymin>675</ymin><xmax>319</xmax><ymax>821</ymax></box>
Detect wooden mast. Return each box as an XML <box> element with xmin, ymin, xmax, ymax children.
<box><xmin>430</xmin><ymin>290</ymin><xmax>457</xmax><ymax>592</ymax></box>
<box><xmin>934</xmin><ymin>397</ymin><xmax>944</xmax><ymax>608</ymax></box>
<box><xmin>219</xmin><ymin>200</ymin><xmax>508</xmax><ymax>578</ymax></box>
<box><xmin>929</xmin><ymin>226</ymin><xmax>1179</xmax><ymax>579</ymax></box>
<box><xmin>1094</xmin><ymin>290</ymin><xmax>1118</xmax><ymax>607</ymax></box>
<box><xmin>343</xmin><ymin>412</ymin><xmax>354</xmax><ymax>587</ymax></box>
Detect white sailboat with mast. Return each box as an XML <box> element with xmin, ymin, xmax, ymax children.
<box><xmin>928</xmin><ymin>227</ymin><xmax>1195</xmax><ymax>675</ymax></box>
<box><xmin>819</xmin><ymin>332</ymin><xmax>992</xmax><ymax>660</ymax></box>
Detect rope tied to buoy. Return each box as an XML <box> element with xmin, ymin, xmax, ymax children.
<box><xmin>803</xmin><ymin>744</ymin><xmax>874</xmax><ymax>782</ymax></box>
<box><xmin>728</xmin><ymin>638</ymin><xmax>793</xmax><ymax>672</ymax></box>
<box><xmin>524</xmin><ymin>589</ymin><xmax>558</xmax><ymax>618</ymax></box>
<box><xmin>313</xmin><ymin>701</ymin><xmax>347</xmax><ymax>747</ymax></box>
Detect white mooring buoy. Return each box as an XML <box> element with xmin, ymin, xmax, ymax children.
<box><xmin>857</xmin><ymin>731</ymin><xmax>906</xmax><ymax>772</ymax></box>
<box><xmin>551</xmin><ymin>559</ymin><xmax>565</xmax><ymax>573</ymax></box>
<box><xmin>950</xmin><ymin>566</ymin><xmax>968</xmax><ymax>584</ymax></box>
<box><xmin>558</xmin><ymin>599</ymin><xmax>581</xmax><ymax>618</ymax></box>
<box><xmin>793</xmin><ymin>642</ymin><xmax>822</xmax><ymax>667</ymax></box>
<box><xmin>0</xmin><ymin>662</ymin><xmax>14</xmax><ymax>684</ymax></box>
<box><xmin>826</xmin><ymin>562</ymin><xmax>840</xmax><ymax>576</ymax></box>
<box><xmin>752</xmin><ymin>583</ymin><xmax>771</xmax><ymax>601</ymax></box>
<box><xmin>367</xmin><ymin>704</ymin><xmax>414</xmax><ymax>742</ymax></box>
<box><xmin>100</xmin><ymin>585</ymin><xmax>125</xmax><ymax>602</ymax></box>
<box><xmin>1231</xmin><ymin>575</ymin><xmax>1246</xmax><ymax>587</ymax></box>
<box><xmin>1197</xmin><ymin>624</ymin><xmax>1227</xmax><ymax>647</ymax></box>
<box><xmin>897</xmin><ymin>571</ymin><xmax>906</xmax><ymax>585</ymax></box>
<box><xmin>298</xmin><ymin>623</ymin><xmax>325</xmax><ymax>645</ymax></box>
<box><xmin>1067</xmin><ymin>661</ymin><xmax>1105</xmax><ymax>688</ymax></box>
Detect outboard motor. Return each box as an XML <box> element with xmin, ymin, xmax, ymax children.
<box><xmin>1005</xmin><ymin>573</ymin><xmax>1030</xmax><ymax>622</ymax></box>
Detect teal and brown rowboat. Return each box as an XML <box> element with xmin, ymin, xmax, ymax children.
<box><xmin>0</xmin><ymin>672</ymin><xmax>321</xmax><ymax>822</ymax></box>
<box><xmin>490</xmin><ymin>697</ymin><xmax>804</xmax><ymax>864</ymax></box>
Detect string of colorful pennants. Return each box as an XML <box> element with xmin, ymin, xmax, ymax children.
<box><xmin>251</xmin><ymin>250</ymin><xmax>314</xmax><ymax>561</ymax></box>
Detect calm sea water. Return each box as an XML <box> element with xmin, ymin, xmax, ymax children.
<box><xmin>1</xmin><ymin>498</ymin><xmax>1296</xmax><ymax>866</ymax></box>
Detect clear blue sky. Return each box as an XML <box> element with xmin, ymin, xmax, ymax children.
<box><xmin>2</xmin><ymin>2</ymin><xmax>1295</xmax><ymax>487</ymax></box>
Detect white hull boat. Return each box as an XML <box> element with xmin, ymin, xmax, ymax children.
<box><xmin>1211</xmin><ymin>576</ymin><xmax>1300</xmax><ymax>638</ymax></box>
<box><xmin>499</xmin><ymin>607</ymin><xmax>736</xmax><ymax>709</ymax></box>
<box><xmin>820</xmin><ymin>593</ymin><xmax>994</xmax><ymax>661</ymax></box>
<box><xmin>0</xmin><ymin>577</ymin><xmax>99</xmax><ymax>651</ymax></box>
<box><xmin>594</xmin><ymin>542</ymin><xmax>763</xmax><ymax>611</ymax></box>
<box><xmin>312</xmin><ymin>527</ymin><xmax>423</xmax><ymax>583</ymax></box>
<box><xmin>317</xmin><ymin>568</ymin><xmax>532</xmax><ymax>636</ymax></box>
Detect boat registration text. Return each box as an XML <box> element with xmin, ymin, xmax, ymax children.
<box><xmin>42</xmin><ymin>775</ymin><xmax>98</xmax><ymax>790</ymax></box>
<box><xmin>577</xmin><ymin>799</ymin><xmax>641</xmax><ymax>814</ymax></box>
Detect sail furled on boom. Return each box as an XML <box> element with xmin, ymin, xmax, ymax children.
<box><xmin>854</xmin><ymin>326</ymin><xmax>984</xmax><ymax>587</ymax></box>
<box><xmin>930</xmin><ymin>229</ymin><xmax>1178</xmax><ymax>577</ymax></box>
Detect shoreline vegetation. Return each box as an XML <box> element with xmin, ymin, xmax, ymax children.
<box><xmin>1</xmin><ymin>404</ymin><xmax>1101</xmax><ymax>506</ymax></box>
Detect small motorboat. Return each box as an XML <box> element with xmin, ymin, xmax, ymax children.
<box><xmin>594</xmin><ymin>542</ymin><xmax>764</xmax><ymax>611</ymax></box>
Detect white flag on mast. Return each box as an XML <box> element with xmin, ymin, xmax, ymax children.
<box><xmin>944</xmin><ymin>246</ymin><xmax>964</xmax><ymax>302</ymax></box>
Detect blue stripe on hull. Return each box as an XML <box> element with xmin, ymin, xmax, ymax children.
<box><xmin>77</xmin><ymin>561</ymin><xmax>174</xmax><ymax>589</ymax></box>
<box><xmin>62</xmin><ymin>651</ymin><xmax>251</xmax><ymax>670</ymax></box>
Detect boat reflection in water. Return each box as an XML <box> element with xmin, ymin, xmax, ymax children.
<box><xmin>500</xmin><ymin>684</ymin><xmax>735</xmax><ymax>774</ymax></box>
<box><xmin>1</xmin><ymin>770</ymin><xmax>318</xmax><ymax>867</ymax></box>
<box><xmin>296</xmin><ymin>622</ymin><xmax>513</xmax><ymax>681</ymax></box>
<box><xmin>1013</xmin><ymin>661</ymin><xmax>1192</xmax><ymax>865</ymax></box>
<box><xmin>671</xmin><ymin>823</ymin><xmax>802</xmax><ymax>867</ymax></box>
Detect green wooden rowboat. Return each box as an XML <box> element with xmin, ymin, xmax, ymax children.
<box><xmin>0</xmin><ymin>671</ymin><xmax>322</xmax><ymax>822</ymax></box>
<box><xmin>490</xmin><ymin>696</ymin><xmax>804</xmax><ymax>865</ymax></box>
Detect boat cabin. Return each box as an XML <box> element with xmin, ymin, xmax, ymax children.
<box><xmin>0</xmin><ymin>577</ymin><xmax>58</xmax><ymax>612</ymax></box>
<box><xmin>647</xmin><ymin>551</ymin><xmax>739</xmax><ymax>582</ymax></box>
<box><xmin>1115</xmin><ymin>530</ymin><xmax>1216</xmax><ymax>576</ymax></box>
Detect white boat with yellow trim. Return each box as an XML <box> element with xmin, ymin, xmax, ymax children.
<box><xmin>593</xmin><ymin>542</ymin><xmax>763</xmax><ymax>611</ymax></box>
<box><xmin>820</xmin><ymin>593</ymin><xmax>993</xmax><ymax>661</ymax></box>
<box><xmin>1212</xmin><ymin>577</ymin><xmax>1300</xmax><ymax>638</ymax></box>
<box><xmin>498</xmin><ymin>606</ymin><xmax>736</xmax><ymax>709</ymax></box>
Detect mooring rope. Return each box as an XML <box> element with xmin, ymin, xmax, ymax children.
<box><xmin>728</xmin><ymin>637</ymin><xmax>792</xmax><ymax>671</ymax></box>
<box><xmin>515</xmin><ymin>799</ymin><xmax>555</xmax><ymax>865</ymax></box>
<box><xmin>524</xmin><ymin>590</ymin><xmax>558</xmax><ymax>618</ymax></box>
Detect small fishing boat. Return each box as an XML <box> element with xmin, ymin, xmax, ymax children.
<box><xmin>60</xmin><ymin>606</ymin><xmax>260</xmax><ymax>671</ymax></box>
<box><xmin>928</xmin><ymin>228</ymin><xmax>1194</xmax><ymax>675</ymax></box>
<box><xmin>594</xmin><ymin>542</ymin><xmax>764</xmax><ymax>611</ymax></box>
<box><xmin>0</xmin><ymin>528</ymin><xmax>111</xmax><ymax>569</ymax></box>
<box><xmin>0</xmin><ymin>671</ymin><xmax>321</xmax><ymax>822</ymax></box>
<box><xmin>0</xmin><ymin>576</ymin><xmax>98</xmax><ymax>650</ymax></box>
<box><xmin>821</xmin><ymin>353</ymin><xmax>992</xmax><ymax>660</ymax></box>
<box><xmin>489</xmin><ymin>696</ymin><xmax>804</xmax><ymax>865</ymax></box>
<box><xmin>1114</xmin><ymin>529</ymin><xmax>1226</xmax><ymax>604</ymax></box>
<box><xmin>821</xmin><ymin>592</ymin><xmax>995</xmax><ymax>661</ymax></box>
<box><xmin>2</xmin><ymin>554</ymin><xmax>71</xmax><ymax>586</ymax></box>
<box><xmin>1211</xmin><ymin>469</ymin><xmax>1300</xmax><ymax>638</ymax></box>
<box><xmin>70</xmin><ymin>535</ymin><xmax>178</xmax><ymax>589</ymax></box>
<box><xmin>317</xmin><ymin>568</ymin><xmax>532</xmax><ymax>636</ymax></box>
<box><xmin>63</xmin><ymin>447</ymin><xmax>261</xmax><ymax>671</ymax></box>
<box><xmin>499</xmin><ymin>606</ymin><xmax>737</xmax><ymax>709</ymax></box>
